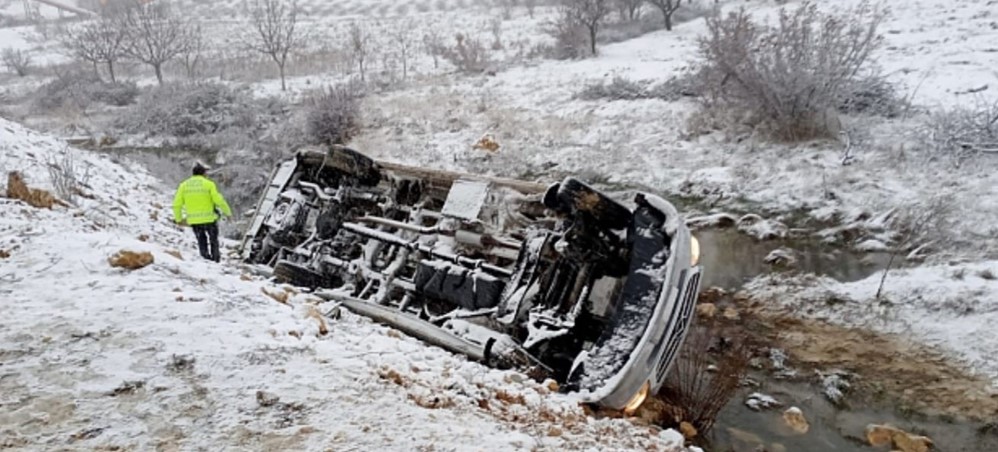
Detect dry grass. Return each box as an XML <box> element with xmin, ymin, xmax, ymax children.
<box><xmin>108</xmin><ymin>250</ymin><xmax>154</xmax><ymax>270</ymax></box>
<box><xmin>305</xmin><ymin>305</ymin><xmax>329</xmax><ymax>336</ymax></box>
<box><xmin>658</xmin><ymin>320</ymin><xmax>753</xmax><ymax>434</ymax></box>
<box><xmin>260</xmin><ymin>286</ymin><xmax>290</xmax><ymax>305</ymax></box>
<box><xmin>5</xmin><ymin>172</ymin><xmax>69</xmax><ymax>209</ymax></box>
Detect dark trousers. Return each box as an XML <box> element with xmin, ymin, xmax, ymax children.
<box><xmin>191</xmin><ymin>222</ymin><xmax>220</xmax><ymax>262</ymax></box>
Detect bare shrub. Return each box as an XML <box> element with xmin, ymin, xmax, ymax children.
<box><xmin>696</xmin><ymin>2</ymin><xmax>888</xmax><ymax>142</ymax></box>
<box><xmin>2</xmin><ymin>48</ymin><xmax>32</xmax><ymax>77</ymax></box>
<box><xmin>440</xmin><ymin>33</ymin><xmax>492</xmax><ymax>74</ymax></box>
<box><xmin>303</xmin><ymin>83</ymin><xmax>362</xmax><ymax>146</ymax></box>
<box><xmin>120</xmin><ymin>83</ymin><xmax>259</xmax><ymax>137</ymax></box>
<box><xmin>32</xmin><ymin>70</ymin><xmax>140</xmax><ymax>112</ymax></box>
<box><xmin>659</xmin><ymin>321</ymin><xmax>753</xmax><ymax>434</ymax></box>
<box><xmin>876</xmin><ymin>196</ymin><xmax>955</xmax><ymax>298</ymax></box>
<box><xmin>578</xmin><ymin>74</ymin><xmax>699</xmax><ymax>101</ymax></box>
<box><xmin>924</xmin><ymin>96</ymin><xmax>998</xmax><ymax>165</ymax></box>
<box><xmin>578</xmin><ymin>76</ymin><xmax>648</xmax><ymax>100</ymax></box>
<box><xmin>837</xmin><ymin>73</ymin><xmax>907</xmax><ymax>117</ymax></box>
<box><xmin>47</xmin><ymin>147</ymin><xmax>92</xmax><ymax>206</ymax></box>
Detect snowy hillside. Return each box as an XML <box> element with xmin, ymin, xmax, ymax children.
<box><xmin>0</xmin><ymin>118</ymin><xmax>692</xmax><ymax>450</ymax></box>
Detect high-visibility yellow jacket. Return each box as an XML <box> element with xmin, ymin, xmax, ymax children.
<box><xmin>172</xmin><ymin>175</ymin><xmax>232</xmax><ymax>225</ymax></box>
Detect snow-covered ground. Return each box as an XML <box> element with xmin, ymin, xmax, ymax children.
<box><xmin>0</xmin><ymin>118</ymin><xmax>692</xmax><ymax>450</ymax></box>
<box><xmin>3</xmin><ymin>0</ymin><xmax>998</xmax><ymax>436</ymax></box>
<box><xmin>746</xmin><ymin>260</ymin><xmax>998</xmax><ymax>385</ymax></box>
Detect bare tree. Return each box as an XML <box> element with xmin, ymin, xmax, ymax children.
<box><xmin>389</xmin><ymin>21</ymin><xmax>414</xmax><ymax>80</ymax></box>
<box><xmin>646</xmin><ymin>0</ymin><xmax>683</xmax><ymax>30</ymax></box>
<box><xmin>423</xmin><ymin>29</ymin><xmax>443</xmax><ymax>69</ymax></box>
<box><xmin>349</xmin><ymin>23</ymin><xmax>369</xmax><ymax>82</ymax></box>
<box><xmin>181</xmin><ymin>23</ymin><xmax>207</xmax><ymax>79</ymax></box>
<box><xmin>119</xmin><ymin>2</ymin><xmax>190</xmax><ymax>84</ymax></box>
<box><xmin>245</xmin><ymin>0</ymin><xmax>305</xmax><ymax>91</ymax></box>
<box><xmin>524</xmin><ymin>0</ymin><xmax>537</xmax><ymax>18</ymax></box>
<box><xmin>1</xmin><ymin>48</ymin><xmax>32</xmax><ymax>77</ymax></box>
<box><xmin>559</xmin><ymin>0</ymin><xmax>612</xmax><ymax>56</ymax></box>
<box><xmin>616</xmin><ymin>0</ymin><xmax>643</xmax><ymax>21</ymax></box>
<box><xmin>60</xmin><ymin>17</ymin><xmax>126</xmax><ymax>83</ymax></box>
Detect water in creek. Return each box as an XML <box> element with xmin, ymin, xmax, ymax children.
<box><xmin>689</xmin><ymin>228</ymin><xmax>998</xmax><ymax>452</ymax></box>
<box><xmin>693</xmin><ymin>228</ymin><xmax>894</xmax><ymax>291</ymax></box>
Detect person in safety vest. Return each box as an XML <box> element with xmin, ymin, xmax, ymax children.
<box><xmin>172</xmin><ymin>161</ymin><xmax>232</xmax><ymax>262</ymax></box>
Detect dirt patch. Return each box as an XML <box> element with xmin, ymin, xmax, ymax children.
<box><xmin>735</xmin><ymin>295</ymin><xmax>998</xmax><ymax>421</ymax></box>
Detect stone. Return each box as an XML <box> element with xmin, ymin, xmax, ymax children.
<box><xmin>696</xmin><ymin>303</ymin><xmax>718</xmax><ymax>318</ymax></box>
<box><xmin>782</xmin><ymin>407</ymin><xmax>809</xmax><ymax>434</ymax></box>
<box><xmin>723</xmin><ymin>307</ymin><xmax>741</xmax><ymax>321</ymax></box>
<box><xmin>865</xmin><ymin>424</ymin><xmax>896</xmax><ymax>447</ymax></box>
<box><xmin>764</xmin><ymin>248</ymin><xmax>797</xmax><ymax>267</ymax></box>
<box><xmin>865</xmin><ymin>424</ymin><xmax>934</xmax><ymax>452</ymax></box>
<box><xmin>679</xmin><ymin>422</ymin><xmax>697</xmax><ymax>440</ymax></box>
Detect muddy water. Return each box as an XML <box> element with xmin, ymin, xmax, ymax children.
<box><xmin>713</xmin><ymin>378</ymin><xmax>998</xmax><ymax>452</ymax></box>
<box><xmin>693</xmin><ymin>228</ymin><xmax>894</xmax><ymax>290</ymax></box>
<box><xmin>694</xmin><ymin>228</ymin><xmax>998</xmax><ymax>452</ymax></box>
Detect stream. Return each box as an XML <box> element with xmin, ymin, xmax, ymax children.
<box><xmin>691</xmin><ymin>228</ymin><xmax>998</xmax><ymax>452</ymax></box>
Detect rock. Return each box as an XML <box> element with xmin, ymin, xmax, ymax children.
<box><xmin>865</xmin><ymin>424</ymin><xmax>934</xmax><ymax>452</ymax></box>
<box><xmin>782</xmin><ymin>407</ymin><xmax>809</xmax><ymax>434</ymax></box>
<box><xmin>855</xmin><ymin>239</ymin><xmax>889</xmax><ymax>252</ymax></box>
<box><xmin>865</xmin><ymin>424</ymin><xmax>896</xmax><ymax>447</ymax></box>
<box><xmin>686</xmin><ymin>213</ymin><xmax>738</xmax><ymax>229</ymax></box>
<box><xmin>679</xmin><ymin>421</ymin><xmax>697</xmax><ymax>440</ymax></box>
<box><xmin>696</xmin><ymin>303</ymin><xmax>718</xmax><ymax>318</ymax></box>
<box><xmin>745</xmin><ymin>393</ymin><xmax>781</xmax><ymax>411</ymax></box>
<box><xmin>698</xmin><ymin>287</ymin><xmax>728</xmax><ymax>304</ymax></box>
<box><xmin>764</xmin><ymin>248</ymin><xmax>797</xmax><ymax>267</ymax></box>
<box><xmin>108</xmin><ymin>250</ymin><xmax>154</xmax><ymax>270</ymax></box>
<box><xmin>895</xmin><ymin>433</ymin><xmax>933</xmax><ymax>452</ymax></box>
<box><xmin>818</xmin><ymin>370</ymin><xmax>852</xmax><ymax>405</ymax></box>
<box><xmin>256</xmin><ymin>390</ymin><xmax>280</xmax><ymax>407</ymax></box>
<box><xmin>737</xmin><ymin>214</ymin><xmax>788</xmax><ymax>240</ymax></box>
<box><xmin>727</xmin><ymin>427</ymin><xmax>765</xmax><ymax>447</ymax></box>
<box><xmin>723</xmin><ymin>307</ymin><xmax>740</xmax><ymax>321</ymax></box>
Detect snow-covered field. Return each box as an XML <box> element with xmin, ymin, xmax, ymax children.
<box><xmin>3</xmin><ymin>0</ymin><xmax>998</xmax><ymax>443</ymax></box>
<box><xmin>0</xmin><ymin>118</ymin><xmax>692</xmax><ymax>450</ymax></box>
<box><xmin>746</xmin><ymin>260</ymin><xmax>998</xmax><ymax>384</ymax></box>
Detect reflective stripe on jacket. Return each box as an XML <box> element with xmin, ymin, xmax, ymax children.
<box><xmin>172</xmin><ymin>176</ymin><xmax>232</xmax><ymax>225</ymax></box>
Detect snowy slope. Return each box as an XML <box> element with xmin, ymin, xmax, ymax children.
<box><xmin>0</xmin><ymin>118</ymin><xmax>691</xmax><ymax>450</ymax></box>
<box><xmin>352</xmin><ymin>0</ymin><xmax>998</xmax><ymax>257</ymax></box>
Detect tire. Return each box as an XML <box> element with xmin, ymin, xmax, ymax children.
<box><xmin>273</xmin><ymin>260</ymin><xmax>327</xmax><ymax>289</ymax></box>
<box><xmin>546</xmin><ymin>178</ymin><xmax>632</xmax><ymax>230</ymax></box>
